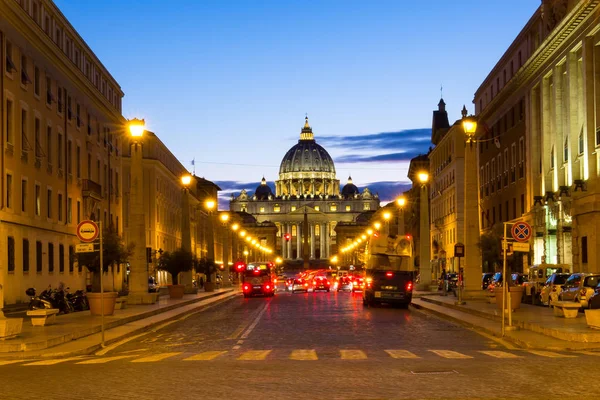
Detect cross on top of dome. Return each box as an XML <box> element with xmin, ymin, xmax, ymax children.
<box><xmin>300</xmin><ymin>115</ymin><xmax>314</xmax><ymax>141</ymax></box>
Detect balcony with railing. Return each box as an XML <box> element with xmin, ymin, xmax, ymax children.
<box><xmin>82</xmin><ymin>179</ymin><xmax>103</xmax><ymax>201</ymax></box>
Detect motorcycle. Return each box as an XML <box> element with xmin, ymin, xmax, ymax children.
<box><xmin>26</xmin><ymin>286</ymin><xmax>74</xmax><ymax>314</ymax></box>
<box><xmin>66</xmin><ymin>288</ymin><xmax>89</xmax><ymax>311</ymax></box>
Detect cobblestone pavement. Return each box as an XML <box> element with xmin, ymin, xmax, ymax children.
<box><xmin>1</xmin><ymin>290</ymin><xmax>598</xmax><ymax>399</ymax></box>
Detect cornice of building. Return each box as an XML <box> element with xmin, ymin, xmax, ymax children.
<box><xmin>478</xmin><ymin>0</ymin><xmax>600</xmax><ymax>126</ymax></box>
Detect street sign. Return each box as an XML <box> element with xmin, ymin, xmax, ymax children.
<box><xmin>511</xmin><ymin>222</ymin><xmax>532</xmax><ymax>242</ymax></box>
<box><xmin>454</xmin><ymin>243</ymin><xmax>465</xmax><ymax>258</ymax></box>
<box><xmin>512</xmin><ymin>242</ymin><xmax>530</xmax><ymax>252</ymax></box>
<box><xmin>75</xmin><ymin>243</ymin><xmax>95</xmax><ymax>253</ymax></box>
<box><xmin>76</xmin><ymin>220</ymin><xmax>99</xmax><ymax>243</ymax></box>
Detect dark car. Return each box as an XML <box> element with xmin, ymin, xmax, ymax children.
<box><xmin>482</xmin><ymin>273</ymin><xmax>494</xmax><ymax>290</ymax></box>
<box><xmin>588</xmin><ymin>282</ymin><xmax>600</xmax><ymax>309</ymax></box>
<box><xmin>311</xmin><ymin>275</ymin><xmax>331</xmax><ymax>292</ymax></box>
<box><xmin>336</xmin><ymin>276</ymin><xmax>353</xmax><ymax>292</ymax></box>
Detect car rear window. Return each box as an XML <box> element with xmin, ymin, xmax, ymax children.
<box><xmin>584</xmin><ymin>276</ymin><xmax>600</xmax><ymax>288</ymax></box>
<box><xmin>566</xmin><ymin>274</ymin><xmax>581</xmax><ymax>286</ymax></box>
<box><xmin>553</xmin><ymin>274</ymin><xmax>569</xmax><ymax>284</ymax></box>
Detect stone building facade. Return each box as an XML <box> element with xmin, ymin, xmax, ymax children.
<box><xmin>1</xmin><ymin>0</ymin><xmax>125</xmax><ymax>305</ymax></box>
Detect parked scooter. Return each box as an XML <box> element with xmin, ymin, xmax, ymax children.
<box><xmin>26</xmin><ymin>286</ymin><xmax>74</xmax><ymax>314</ymax></box>
<box><xmin>66</xmin><ymin>288</ymin><xmax>89</xmax><ymax>311</ymax></box>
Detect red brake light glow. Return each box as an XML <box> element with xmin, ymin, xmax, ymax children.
<box><xmin>243</xmin><ymin>285</ymin><xmax>250</xmax><ymax>291</ymax></box>
<box><xmin>265</xmin><ymin>285</ymin><xmax>271</xmax><ymax>290</ymax></box>
<box><xmin>406</xmin><ymin>281</ymin><xmax>413</xmax><ymax>291</ymax></box>
<box><xmin>386</xmin><ymin>272</ymin><xmax>393</xmax><ymax>277</ymax></box>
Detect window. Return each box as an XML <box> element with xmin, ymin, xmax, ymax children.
<box><xmin>34</xmin><ymin>66</ymin><xmax>40</xmax><ymax>96</ymax></box>
<box><xmin>363</xmin><ymin>203</ymin><xmax>371</xmax><ymax>211</ymax></box>
<box><xmin>47</xmin><ymin>188</ymin><xmax>52</xmax><ymax>218</ymax></box>
<box><xmin>77</xmin><ymin>200</ymin><xmax>81</xmax><ymax>223</ymax></box>
<box><xmin>330</xmin><ymin>204</ymin><xmax>337</xmax><ymax>211</ymax></box>
<box><xmin>57</xmin><ymin>133</ymin><xmax>63</xmax><ymax>169</ymax></box>
<box><xmin>5</xmin><ymin>41</ymin><xmax>16</xmax><ymax>73</ymax></box>
<box><xmin>76</xmin><ymin>104</ymin><xmax>81</xmax><ymax>127</ymax></box>
<box><xmin>273</xmin><ymin>205</ymin><xmax>280</xmax><ymax>213</ymax></box>
<box><xmin>59</xmin><ymin>244</ymin><xmax>65</xmax><ymax>273</ymax></box>
<box><xmin>564</xmin><ymin>136</ymin><xmax>569</xmax><ymax>163</ymax></box>
<box><xmin>21</xmin><ymin>54</ymin><xmax>31</xmax><ymax>85</ymax></box>
<box><xmin>58</xmin><ymin>193</ymin><xmax>62</xmax><ymax>221</ymax></box>
<box><xmin>35</xmin><ymin>240</ymin><xmax>43</xmax><ymax>272</ymax></box>
<box><xmin>67</xmin><ymin>197</ymin><xmax>72</xmax><ymax>223</ymax></box>
<box><xmin>76</xmin><ymin>146</ymin><xmax>82</xmax><ymax>178</ymax></box>
<box><xmin>551</xmin><ymin>146</ymin><xmax>555</xmax><ymax>169</ymax></box>
<box><xmin>315</xmin><ymin>225</ymin><xmax>320</xmax><ymax>237</ymax></box>
<box><xmin>6</xmin><ymin>99</ymin><xmax>14</xmax><ymax>144</ymax></box>
<box><xmin>57</xmin><ymin>86</ymin><xmax>63</xmax><ymax>113</ymax></box>
<box><xmin>48</xmin><ymin>243</ymin><xmax>54</xmax><ymax>272</ymax></box>
<box><xmin>259</xmin><ymin>207</ymin><xmax>265</xmax><ymax>213</ymax></box>
<box><xmin>69</xmin><ymin>245</ymin><xmax>74</xmax><ymax>273</ymax></box>
<box><xmin>6</xmin><ymin>174</ymin><xmax>12</xmax><ymax>208</ymax></box>
<box><xmin>67</xmin><ymin>140</ymin><xmax>72</xmax><ymax>175</ymax></box>
<box><xmin>21</xmin><ymin>108</ymin><xmax>28</xmax><ymax>153</ymax></box>
<box><xmin>578</xmin><ymin>126</ymin><xmax>584</xmax><ymax>155</ymax></box>
<box><xmin>291</xmin><ymin>225</ymin><xmax>297</xmax><ymax>236</ymax></box>
<box><xmin>23</xmin><ymin>239</ymin><xmax>30</xmax><ymax>273</ymax></box>
<box><xmin>46</xmin><ymin>126</ymin><xmax>52</xmax><ymax>165</ymax></box>
<box><xmin>345</xmin><ymin>205</ymin><xmax>351</xmax><ymax>211</ymax></box>
<box><xmin>67</xmin><ymin>96</ymin><xmax>72</xmax><ymax>120</ymax></box>
<box><xmin>314</xmin><ymin>206</ymin><xmax>320</xmax><ymax>211</ymax></box>
<box><xmin>21</xmin><ymin>179</ymin><xmax>27</xmax><ymax>212</ymax></box>
<box><xmin>46</xmin><ymin>76</ymin><xmax>52</xmax><ymax>105</ymax></box>
<box><xmin>7</xmin><ymin>236</ymin><xmax>15</xmax><ymax>272</ymax></box>
<box><xmin>291</xmin><ymin>206</ymin><xmax>296</xmax><ymax>212</ymax></box>
<box><xmin>35</xmin><ymin>184</ymin><xmax>41</xmax><ymax>215</ymax></box>
<box><xmin>34</xmin><ymin>118</ymin><xmax>41</xmax><ymax>158</ymax></box>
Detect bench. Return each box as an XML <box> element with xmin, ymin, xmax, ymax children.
<box><xmin>115</xmin><ymin>297</ymin><xmax>127</xmax><ymax>310</ymax></box>
<box><xmin>27</xmin><ymin>309</ymin><xmax>59</xmax><ymax>326</ymax></box>
<box><xmin>552</xmin><ymin>301</ymin><xmax>581</xmax><ymax>318</ymax></box>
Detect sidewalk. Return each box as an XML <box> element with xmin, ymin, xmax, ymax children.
<box><xmin>0</xmin><ymin>288</ymin><xmax>238</xmax><ymax>359</ymax></box>
<box><xmin>412</xmin><ymin>293</ymin><xmax>600</xmax><ymax>351</ymax></box>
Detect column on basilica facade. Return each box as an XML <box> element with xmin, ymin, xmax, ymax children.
<box><xmin>319</xmin><ymin>223</ymin><xmax>325</xmax><ymax>259</ymax></box>
<box><xmin>281</xmin><ymin>223</ymin><xmax>287</xmax><ymax>259</ymax></box>
<box><xmin>310</xmin><ymin>224</ymin><xmax>316</xmax><ymax>259</ymax></box>
<box><xmin>296</xmin><ymin>223</ymin><xmax>302</xmax><ymax>259</ymax></box>
<box><xmin>287</xmin><ymin>223</ymin><xmax>292</xmax><ymax>258</ymax></box>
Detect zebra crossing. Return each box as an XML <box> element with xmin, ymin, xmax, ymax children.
<box><xmin>1</xmin><ymin>348</ymin><xmax>593</xmax><ymax>366</ymax></box>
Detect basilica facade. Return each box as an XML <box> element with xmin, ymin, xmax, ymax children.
<box><xmin>229</xmin><ymin>117</ymin><xmax>380</xmax><ymax>264</ymax></box>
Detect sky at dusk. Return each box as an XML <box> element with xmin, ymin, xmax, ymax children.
<box><xmin>54</xmin><ymin>0</ymin><xmax>540</xmax><ymax>206</ymax></box>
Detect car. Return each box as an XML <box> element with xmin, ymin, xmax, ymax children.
<box><xmin>284</xmin><ymin>278</ymin><xmax>295</xmax><ymax>292</ymax></box>
<box><xmin>558</xmin><ymin>273</ymin><xmax>600</xmax><ymax>308</ymax></box>
<box><xmin>588</xmin><ymin>282</ymin><xmax>600</xmax><ymax>309</ymax></box>
<box><xmin>311</xmin><ymin>276</ymin><xmax>331</xmax><ymax>292</ymax></box>
<box><xmin>482</xmin><ymin>273</ymin><xmax>494</xmax><ymax>290</ymax></box>
<box><xmin>539</xmin><ymin>273</ymin><xmax>571</xmax><ymax>306</ymax></box>
<box><xmin>351</xmin><ymin>277</ymin><xmax>365</xmax><ymax>292</ymax></box>
<box><xmin>487</xmin><ymin>272</ymin><xmax>503</xmax><ymax>296</ymax></box>
<box><xmin>336</xmin><ymin>276</ymin><xmax>352</xmax><ymax>292</ymax></box>
<box><xmin>291</xmin><ymin>278</ymin><xmax>309</xmax><ymax>293</ymax></box>
<box><xmin>522</xmin><ymin>264</ymin><xmax>567</xmax><ymax>304</ymax></box>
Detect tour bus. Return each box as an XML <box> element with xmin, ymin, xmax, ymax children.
<box><xmin>241</xmin><ymin>262</ymin><xmax>275</xmax><ymax>298</ymax></box>
<box><xmin>362</xmin><ymin>233</ymin><xmax>415</xmax><ymax>308</ymax></box>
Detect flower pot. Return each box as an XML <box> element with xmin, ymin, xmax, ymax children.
<box><xmin>87</xmin><ymin>292</ymin><xmax>118</xmax><ymax>316</ymax></box>
<box><xmin>168</xmin><ymin>284</ymin><xmax>185</xmax><ymax>299</ymax></box>
<box><xmin>204</xmin><ymin>281</ymin><xmax>216</xmax><ymax>292</ymax></box>
<box><xmin>585</xmin><ymin>309</ymin><xmax>600</xmax><ymax>329</ymax></box>
<box><xmin>495</xmin><ymin>286</ymin><xmax>524</xmax><ymax>311</ymax></box>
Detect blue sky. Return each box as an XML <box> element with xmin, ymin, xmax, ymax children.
<box><xmin>55</xmin><ymin>0</ymin><xmax>539</xmax><ymax>206</ymax></box>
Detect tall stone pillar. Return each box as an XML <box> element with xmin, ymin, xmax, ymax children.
<box><xmin>417</xmin><ymin>183</ymin><xmax>431</xmax><ymax>290</ymax></box>
<box><xmin>281</xmin><ymin>224</ymin><xmax>287</xmax><ymax>259</ymax></box>
<box><xmin>128</xmin><ymin>141</ymin><xmax>156</xmax><ymax>304</ymax></box>
<box><xmin>464</xmin><ymin>141</ymin><xmax>483</xmax><ymax>294</ymax></box>
<box><xmin>286</xmin><ymin>223</ymin><xmax>292</xmax><ymax>259</ymax></box>
<box><xmin>319</xmin><ymin>223</ymin><xmax>325</xmax><ymax>259</ymax></box>
<box><xmin>310</xmin><ymin>224</ymin><xmax>316</xmax><ymax>259</ymax></box>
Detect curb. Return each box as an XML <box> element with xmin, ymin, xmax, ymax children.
<box><xmin>0</xmin><ymin>290</ymin><xmax>240</xmax><ymax>359</ymax></box>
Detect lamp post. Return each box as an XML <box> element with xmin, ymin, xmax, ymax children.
<box><xmin>219</xmin><ymin>212</ymin><xmax>231</xmax><ymax>287</ymax></box>
<box><xmin>127</xmin><ymin>118</ymin><xmax>155</xmax><ymax>304</ymax></box>
<box><xmin>417</xmin><ymin>171</ymin><xmax>432</xmax><ymax>290</ymax></box>
<box><xmin>180</xmin><ymin>174</ymin><xmax>194</xmax><ymax>290</ymax></box>
<box><xmin>383</xmin><ymin>211</ymin><xmax>391</xmax><ymax>235</ymax></box>
<box><xmin>205</xmin><ymin>198</ymin><xmax>217</xmax><ymax>287</ymax></box>
<box><xmin>461</xmin><ymin>115</ymin><xmax>482</xmax><ymax>297</ymax></box>
<box><xmin>396</xmin><ymin>196</ymin><xmax>406</xmax><ymax>236</ymax></box>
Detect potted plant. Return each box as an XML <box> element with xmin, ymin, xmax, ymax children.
<box><xmin>198</xmin><ymin>257</ymin><xmax>218</xmax><ymax>292</ymax></box>
<box><xmin>157</xmin><ymin>248</ymin><xmax>194</xmax><ymax>299</ymax></box>
<box><xmin>76</xmin><ymin>228</ymin><xmax>133</xmax><ymax>316</ymax></box>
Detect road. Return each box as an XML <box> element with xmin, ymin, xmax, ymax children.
<box><xmin>1</xmin><ymin>288</ymin><xmax>598</xmax><ymax>400</ymax></box>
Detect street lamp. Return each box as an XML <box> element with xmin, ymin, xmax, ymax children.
<box><xmin>396</xmin><ymin>196</ymin><xmax>406</xmax><ymax>236</ymax></box>
<box><xmin>417</xmin><ymin>170</ymin><xmax>431</xmax><ymax>290</ymax></box>
<box><xmin>179</xmin><ymin>173</ymin><xmax>194</xmax><ymax>289</ymax></box>
<box><xmin>383</xmin><ymin>211</ymin><xmax>391</xmax><ymax>234</ymax></box>
<box><xmin>127</xmin><ymin>118</ymin><xmax>156</xmax><ymax>304</ymax></box>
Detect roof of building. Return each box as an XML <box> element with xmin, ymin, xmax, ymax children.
<box><xmin>341</xmin><ymin>176</ymin><xmax>360</xmax><ymax>198</ymax></box>
<box><xmin>278</xmin><ymin>117</ymin><xmax>336</xmax><ymax>175</ymax></box>
<box><xmin>254</xmin><ymin>177</ymin><xmax>274</xmax><ymax>200</ymax></box>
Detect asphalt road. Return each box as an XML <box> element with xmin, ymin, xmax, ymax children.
<box><xmin>1</xmin><ymin>287</ymin><xmax>599</xmax><ymax>400</ymax></box>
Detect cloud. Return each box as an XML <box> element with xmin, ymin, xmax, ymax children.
<box><xmin>319</xmin><ymin>128</ymin><xmax>431</xmax><ymax>152</ymax></box>
<box><xmin>215</xmin><ymin>179</ymin><xmax>412</xmax><ymax>208</ymax></box>
<box><xmin>335</xmin><ymin>149</ymin><xmax>427</xmax><ymax>164</ymax></box>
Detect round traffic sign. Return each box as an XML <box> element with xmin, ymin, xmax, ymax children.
<box><xmin>77</xmin><ymin>220</ymin><xmax>99</xmax><ymax>243</ymax></box>
<box><xmin>511</xmin><ymin>222</ymin><xmax>532</xmax><ymax>242</ymax></box>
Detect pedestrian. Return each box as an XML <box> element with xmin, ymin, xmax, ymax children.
<box><xmin>440</xmin><ymin>268</ymin><xmax>448</xmax><ymax>295</ymax></box>
<box><xmin>199</xmin><ymin>276</ymin><xmax>204</xmax><ymax>289</ymax></box>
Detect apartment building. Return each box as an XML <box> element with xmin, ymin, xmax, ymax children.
<box><xmin>1</xmin><ymin>0</ymin><xmax>125</xmax><ymax>305</ymax></box>
<box><xmin>474</xmin><ymin>0</ymin><xmax>600</xmax><ymax>272</ymax></box>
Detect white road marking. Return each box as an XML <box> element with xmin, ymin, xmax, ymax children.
<box><xmin>130</xmin><ymin>352</ymin><xmax>182</xmax><ymax>363</ymax></box>
<box><xmin>184</xmin><ymin>351</ymin><xmax>227</xmax><ymax>361</ymax></box>
<box><xmin>240</xmin><ymin>302</ymin><xmax>270</xmax><ymax>340</ymax></box>
<box><xmin>478</xmin><ymin>351</ymin><xmax>522</xmax><ymax>359</ymax></box>
<box><xmin>95</xmin><ymin>332</ymin><xmax>150</xmax><ymax>356</ymax></box>
<box><xmin>527</xmin><ymin>350</ymin><xmax>577</xmax><ymax>358</ymax></box>
<box><xmin>23</xmin><ymin>357</ymin><xmax>85</xmax><ymax>366</ymax></box>
<box><xmin>385</xmin><ymin>350</ymin><xmax>420</xmax><ymax>359</ymax></box>
<box><xmin>0</xmin><ymin>360</ymin><xmax>30</xmax><ymax>366</ymax></box>
<box><xmin>237</xmin><ymin>350</ymin><xmax>272</xmax><ymax>360</ymax></box>
<box><xmin>76</xmin><ymin>355</ymin><xmax>137</xmax><ymax>364</ymax></box>
<box><xmin>289</xmin><ymin>350</ymin><xmax>318</xmax><ymax>360</ymax></box>
<box><xmin>429</xmin><ymin>350</ymin><xmax>473</xmax><ymax>359</ymax></box>
<box><xmin>340</xmin><ymin>350</ymin><xmax>367</xmax><ymax>360</ymax></box>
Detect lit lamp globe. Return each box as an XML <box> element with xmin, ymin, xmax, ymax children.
<box><xmin>231</xmin><ymin>223</ymin><xmax>239</xmax><ymax>231</ymax></box>
<box><xmin>462</xmin><ymin>116</ymin><xmax>478</xmax><ymax>141</ymax></box>
<box><xmin>128</xmin><ymin>118</ymin><xmax>145</xmax><ymax>138</ymax></box>
<box><xmin>396</xmin><ymin>197</ymin><xmax>406</xmax><ymax>207</ymax></box>
<box><xmin>383</xmin><ymin>212</ymin><xmax>391</xmax><ymax>221</ymax></box>
<box><xmin>418</xmin><ymin>172</ymin><xmax>429</xmax><ymax>184</ymax></box>
<box><xmin>205</xmin><ymin>199</ymin><xmax>216</xmax><ymax>211</ymax></box>
<box><xmin>181</xmin><ymin>174</ymin><xmax>192</xmax><ymax>187</ymax></box>
<box><xmin>220</xmin><ymin>213</ymin><xmax>230</xmax><ymax>223</ymax></box>
<box><xmin>373</xmin><ymin>222</ymin><xmax>382</xmax><ymax>230</ymax></box>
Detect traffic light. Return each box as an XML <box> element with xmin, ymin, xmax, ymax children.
<box><xmin>284</xmin><ymin>233</ymin><xmax>291</xmax><ymax>242</ymax></box>
<box><xmin>234</xmin><ymin>261</ymin><xmax>246</xmax><ymax>272</ymax></box>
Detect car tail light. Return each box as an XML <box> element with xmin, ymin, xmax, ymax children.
<box><xmin>406</xmin><ymin>282</ymin><xmax>413</xmax><ymax>291</ymax></box>
<box><xmin>386</xmin><ymin>272</ymin><xmax>393</xmax><ymax>278</ymax></box>
<box><xmin>313</xmin><ymin>281</ymin><xmax>317</xmax><ymax>285</ymax></box>
<box><xmin>304</xmin><ymin>283</ymin><xmax>308</xmax><ymax>287</ymax></box>
<box><xmin>243</xmin><ymin>284</ymin><xmax>250</xmax><ymax>291</ymax></box>
<box><xmin>265</xmin><ymin>285</ymin><xmax>271</xmax><ymax>290</ymax></box>
<box><xmin>274</xmin><ymin>279</ymin><xmax>277</xmax><ymax>283</ymax></box>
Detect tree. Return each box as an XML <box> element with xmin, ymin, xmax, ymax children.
<box><xmin>478</xmin><ymin>223</ymin><xmax>504</xmax><ymax>273</ymax></box>
<box><xmin>197</xmin><ymin>257</ymin><xmax>217</xmax><ymax>283</ymax></box>
<box><xmin>76</xmin><ymin>229</ymin><xmax>134</xmax><ymax>292</ymax></box>
<box><xmin>157</xmin><ymin>248</ymin><xmax>194</xmax><ymax>285</ymax></box>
